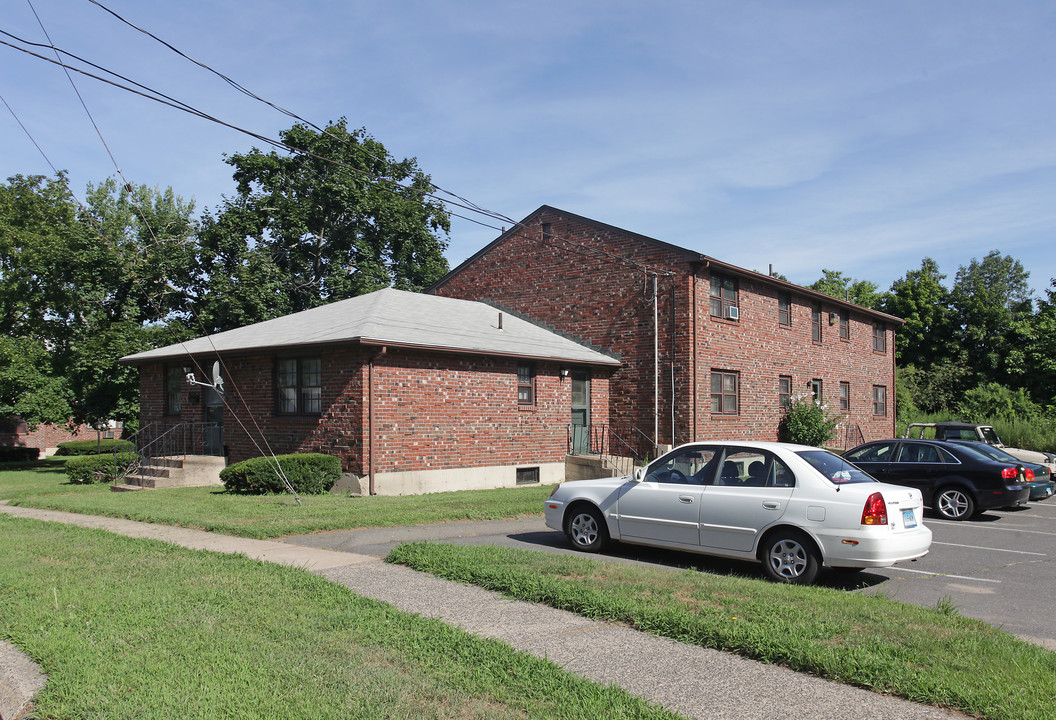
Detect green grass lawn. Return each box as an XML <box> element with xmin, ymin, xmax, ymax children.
<box><xmin>0</xmin><ymin>515</ymin><xmax>678</xmax><ymax>720</ymax></box>
<box><xmin>0</xmin><ymin>461</ymin><xmax>551</xmax><ymax>538</ymax></box>
<box><xmin>388</xmin><ymin>541</ymin><xmax>1056</xmax><ymax>720</ymax></box>
<box><xmin>7</xmin><ymin>459</ymin><xmax>1056</xmax><ymax>719</ymax></box>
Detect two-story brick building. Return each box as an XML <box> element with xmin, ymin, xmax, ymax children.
<box><xmin>121</xmin><ymin>288</ymin><xmax>619</xmax><ymax>495</ymax></box>
<box><xmin>432</xmin><ymin>205</ymin><xmax>900</xmax><ymax>453</ymax></box>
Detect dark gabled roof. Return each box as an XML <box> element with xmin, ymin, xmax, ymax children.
<box><xmin>431</xmin><ymin>205</ymin><xmax>903</xmax><ymax>325</ymax></box>
<box><xmin>120</xmin><ymin>288</ymin><xmax>621</xmax><ymax>367</ymax></box>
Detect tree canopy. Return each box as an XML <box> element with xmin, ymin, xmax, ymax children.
<box><xmin>194</xmin><ymin>119</ymin><xmax>451</xmax><ymax>332</ymax></box>
<box><xmin>0</xmin><ymin>174</ymin><xmax>196</xmax><ymax>428</ymax></box>
<box><xmin>809</xmin><ymin>269</ymin><xmax>881</xmax><ymax>309</ymax></box>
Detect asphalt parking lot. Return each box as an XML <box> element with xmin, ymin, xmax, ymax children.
<box><xmin>284</xmin><ymin>495</ymin><xmax>1056</xmax><ymax>649</ymax></box>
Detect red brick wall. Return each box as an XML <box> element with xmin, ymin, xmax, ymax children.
<box><xmin>434</xmin><ymin>211</ymin><xmax>692</xmax><ymax>444</ymax></box>
<box><xmin>0</xmin><ymin>419</ymin><xmax>102</xmax><ymax>452</ymax></box>
<box><xmin>692</xmin><ymin>269</ymin><xmax>895</xmax><ymax>444</ymax></box>
<box><xmin>434</xmin><ymin>208</ymin><xmax>897</xmax><ymax>447</ymax></box>
<box><xmin>369</xmin><ymin>349</ymin><xmax>609</xmax><ymax>472</ymax></box>
<box><xmin>139</xmin><ymin>344</ymin><xmax>611</xmax><ymax>475</ymax></box>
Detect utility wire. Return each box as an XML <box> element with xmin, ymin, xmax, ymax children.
<box><xmin>15</xmin><ymin>2</ymin><xmax>303</xmax><ymax>502</ymax></box>
<box><xmin>3</xmin><ymin>26</ymin><xmax>671</xmax><ymax>276</ymax></box>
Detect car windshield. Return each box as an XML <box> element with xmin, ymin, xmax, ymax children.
<box><xmin>980</xmin><ymin>426</ymin><xmax>1003</xmax><ymax>444</ymax></box>
<box><xmin>796</xmin><ymin>450</ymin><xmax>876</xmax><ymax>485</ymax></box>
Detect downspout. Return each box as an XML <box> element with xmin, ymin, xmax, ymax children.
<box><xmin>653</xmin><ymin>273</ymin><xmax>659</xmax><ymax>449</ymax></box>
<box><xmin>890</xmin><ymin>327</ymin><xmax>897</xmax><ymax>437</ymax></box>
<box><xmin>368</xmin><ymin>346</ymin><xmax>387</xmax><ymax>496</ymax></box>
<box><xmin>691</xmin><ymin>272</ymin><xmax>698</xmax><ymax>440</ymax></box>
<box><xmin>670</xmin><ymin>282</ymin><xmax>676</xmax><ymax>446</ymax></box>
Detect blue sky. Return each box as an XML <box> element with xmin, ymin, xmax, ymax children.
<box><xmin>4</xmin><ymin>1</ymin><xmax>1055</xmax><ymax>297</ymax></box>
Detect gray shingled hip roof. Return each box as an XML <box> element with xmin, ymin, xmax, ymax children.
<box><xmin>120</xmin><ymin>288</ymin><xmax>621</xmax><ymax>367</ymax></box>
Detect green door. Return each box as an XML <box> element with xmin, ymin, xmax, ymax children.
<box><xmin>571</xmin><ymin>370</ymin><xmax>590</xmax><ymax>455</ymax></box>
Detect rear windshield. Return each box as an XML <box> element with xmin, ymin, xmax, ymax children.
<box><xmin>796</xmin><ymin>450</ymin><xmax>876</xmax><ymax>485</ymax></box>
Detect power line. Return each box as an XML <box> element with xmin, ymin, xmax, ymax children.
<box><xmin>12</xmin><ymin>2</ymin><xmax>304</xmax><ymax>502</ymax></box>
<box><xmin>2</xmin><ymin>24</ymin><xmax>671</xmax><ymax>276</ymax></box>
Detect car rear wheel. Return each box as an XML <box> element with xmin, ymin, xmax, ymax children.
<box><xmin>565</xmin><ymin>505</ymin><xmax>608</xmax><ymax>552</ymax></box>
<box><xmin>760</xmin><ymin>530</ymin><xmax>820</xmax><ymax>585</ymax></box>
<box><xmin>935</xmin><ymin>486</ymin><xmax>975</xmax><ymax>520</ymax></box>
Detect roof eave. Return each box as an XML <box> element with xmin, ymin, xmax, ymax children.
<box><xmin>120</xmin><ymin>336</ymin><xmax>622</xmax><ymax>368</ymax></box>
<box><xmin>693</xmin><ymin>255</ymin><xmax>905</xmax><ymax>325</ymax></box>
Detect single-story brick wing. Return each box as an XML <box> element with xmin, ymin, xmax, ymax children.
<box><xmin>120</xmin><ymin>288</ymin><xmax>620</xmax><ymax>495</ymax></box>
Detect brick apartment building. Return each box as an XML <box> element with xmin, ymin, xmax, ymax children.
<box><xmin>432</xmin><ymin>205</ymin><xmax>901</xmax><ymax>453</ymax></box>
<box><xmin>121</xmin><ymin>288</ymin><xmax>619</xmax><ymax>495</ymax></box>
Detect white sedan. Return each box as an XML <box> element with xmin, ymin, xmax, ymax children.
<box><xmin>544</xmin><ymin>441</ymin><xmax>932</xmax><ymax>584</ymax></box>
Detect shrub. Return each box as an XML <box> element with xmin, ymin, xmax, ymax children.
<box><xmin>0</xmin><ymin>446</ymin><xmax>40</xmax><ymax>462</ymax></box>
<box><xmin>220</xmin><ymin>453</ymin><xmax>341</xmax><ymax>495</ymax></box>
<box><xmin>55</xmin><ymin>438</ymin><xmax>135</xmax><ymax>456</ymax></box>
<box><xmin>778</xmin><ymin>393</ymin><xmax>841</xmax><ymax>447</ymax></box>
<box><xmin>64</xmin><ymin>453</ymin><xmax>138</xmax><ymax>484</ymax></box>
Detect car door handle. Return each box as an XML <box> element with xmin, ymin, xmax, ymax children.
<box><xmin>762</xmin><ymin>501</ymin><xmax>781</xmax><ymax>510</ymax></box>
<box><xmin>678</xmin><ymin>495</ymin><xmax>695</xmax><ymax>504</ymax></box>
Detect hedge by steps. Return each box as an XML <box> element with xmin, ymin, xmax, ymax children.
<box><xmin>219</xmin><ymin>453</ymin><xmax>341</xmax><ymax>495</ymax></box>
<box><xmin>55</xmin><ymin>439</ymin><xmax>134</xmax><ymax>456</ymax></box>
<box><xmin>64</xmin><ymin>453</ymin><xmax>138</xmax><ymax>484</ymax></box>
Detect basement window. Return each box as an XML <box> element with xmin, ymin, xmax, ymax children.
<box><xmin>516</xmin><ymin>467</ymin><xmax>540</xmax><ymax>485</ymax></box>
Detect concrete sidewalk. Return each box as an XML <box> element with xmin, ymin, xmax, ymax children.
<box><xmin>0</xmin><ymin>504</ymin><xmax>966</xmax><ymax>720</ymax></box>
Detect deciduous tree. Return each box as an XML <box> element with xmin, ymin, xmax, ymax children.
<box><xmin>194</xmin><ymin>119</ymin><xmax>451</xmax><ymax>332</ymax></box>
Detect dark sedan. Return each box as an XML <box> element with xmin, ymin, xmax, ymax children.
<box><xmin>947</xmin><ymin>440</ymin><xmax>1055</xmax><ymax>501</ymax></box>
<box><xmin>844</xmin><ymin>438</ymin><xmax>1031</xmax><ymax>520</ymax></box>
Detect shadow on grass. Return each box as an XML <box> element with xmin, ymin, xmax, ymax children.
<box><xmin>507</xmin><ymin>530</ymin><xmax>890</xmax><ymax>590</ymax></box>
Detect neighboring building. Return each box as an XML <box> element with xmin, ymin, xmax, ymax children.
<box><xmin>0</xmin><ymin>417</ymin><xmax>114</xmax><ymax>457</ymax></box>
<box><xmin>120</xmin><ymin>288</ymin><xmax>619</xmax><ymax>495</ymax></box>
<box><xmin>431</xmin><ymin>205</ymin><xmax>901</xmax><ymax>451</ymax></box>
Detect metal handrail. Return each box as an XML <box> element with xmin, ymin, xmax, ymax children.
<box><xmin>111</xmin><ymin>421</ymin><xmax>220</xmax><ymax>485</ymax></box>
<box><xmin>567</xmin><ymin>424</ymin><xmax>651</xmax><ymax>477</ymax></box>
<box><xmin>836</xmin><ymin>423</ymin><xmax>865</xmax><ymax>451</ymax></box>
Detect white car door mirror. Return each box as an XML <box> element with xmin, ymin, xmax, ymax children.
<box><xmin>634</xmin><ymin>466</ymin><xmax>647</xmax><ymax>482</ymax></box>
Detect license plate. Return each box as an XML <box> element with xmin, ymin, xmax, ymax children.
<box><xmin>902</xmin><ymin>509</ymin><xmax>917</xmax><ymax>528</ymax></box>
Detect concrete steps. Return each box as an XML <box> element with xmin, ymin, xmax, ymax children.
<box><xmin>111</xmin><ymin>455</ymin><xmax>226</xmax><ymax>492</ymax></box>
<box><xmin>564</xmin><ymin>454</ymin><xmax>636</xmax><ymax>481</ymax></box>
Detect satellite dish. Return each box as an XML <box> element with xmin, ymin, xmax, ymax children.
<box><xmin>212</xmin><ymin>361</ymin><xmax>224</xmax><ymax>395</ymax></box>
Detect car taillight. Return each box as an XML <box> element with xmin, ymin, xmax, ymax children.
<box><xmin>1001</xmin><ymin>467</ymin><xmax>1019</xmax><ymax>480</ymax></box>
<box><xmin>548</xmin><ymin>484</ymin><xmax>562</xmax><ymax>498</ymax></box>
<box><xmin>1025</xmin><ymin>468</ymin><xmax>1035</xmax><ymax>481</ymax></box>
<box><xmin>862</xmin><ymin>492</ymin><xmax>888</xmax><ymax>526</ymax></box>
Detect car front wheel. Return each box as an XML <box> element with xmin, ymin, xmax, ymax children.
<box><xmin>565</xmin><ymin>505</ymin><xmax>608</xmax><ymax>552</ymax></box>
<box><xmin>935</xmin><ymin>487</ymin><xmax>975</xmax><ymax>520</ymax></box>
<box><xmin>760</xmin><ymin>530</ymin><xmax>820</xmax><ymax>585</ymax></box>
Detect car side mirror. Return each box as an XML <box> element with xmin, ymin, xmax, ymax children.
<box><xmin>633</xmin><ymin>467</ymin><xmax>646</xmax><ymax>482</ymax></box>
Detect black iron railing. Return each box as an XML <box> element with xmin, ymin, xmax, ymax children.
<box><xmin>111</xmin><ymin>421</ymin><xmax>221</xmax><ymax>485</ymax></box>
<box><xmin>567</xmin><ymin>424</ymin><xmax>654</xmax><ymax>476</ymax></box>
<box><xmin>836</xmin><ymin>423</ymin><xmax>865</xmax><ymax>451</ymax></box>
